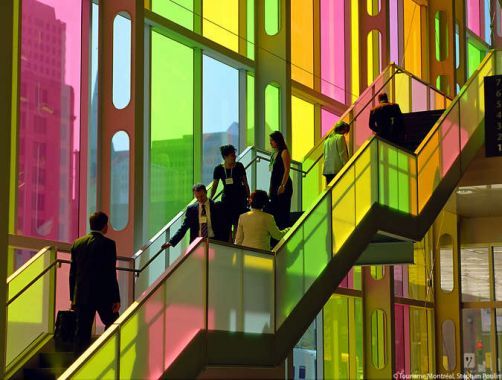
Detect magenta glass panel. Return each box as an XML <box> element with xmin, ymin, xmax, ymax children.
<box><xmin>467</xmin><ymin>0</ymin><xmax>481</xmax><ymax>36</ymax></box>
<box><xmin>394</xmin><ymin>265</ymin><xmax>409</xmax><ymax>297</ymax></box>
<box><xmin>411</xmin><ymin>79</ymin><xmax>428</xmax><ymax>112</ymax></box>
<box><xmin>389</xmin><ymin>0</ymin><xmax>399</xmax><ymax>64</ymax></box>
<box><xmin>440</xmin><ymin>103</ymin><xmax>460</xmax><ymax>177</ymax></box>
<box><xmin>18</xmin><ymin>0</ymin><xmax>83</xmax><ymax>242</ymax></box>
<box><xmin>321</xmin><ymin>0</ymin><xmax>345</xmax><ymax>102</ymax></box>
<box><xmin>321</xmin><ymin>108</ymin><xmax>339</xmax><ymax>137</ymax></box>
<box><xmin>352</xmin><ymin>91</ymin><xmax>374</xmax><ymax>150</ymax></box>
<box><xmin>395</xmin><ymin>304</ymin><xmax>411</xmax><ymax>375</ymax></box>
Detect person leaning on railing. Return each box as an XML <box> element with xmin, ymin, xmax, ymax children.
<box><xmin>323</xmin><ymin>120</ymin><xmax>350</xmax><ymax>187</ymax></box>
<box><xmin>235</xmin><ymin>190</ymin><xmax>289</xmax><ymax>251</ymax></box>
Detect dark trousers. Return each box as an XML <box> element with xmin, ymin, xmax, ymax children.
<box><xmin>324</xmin><ymin>174</ymin><xmax>335</xmax><ymax>186</ymax></box>
<box><xmin>74</xmin><ymin>303</ymin><xmax>119</xmax><ymax>355</ymax></box>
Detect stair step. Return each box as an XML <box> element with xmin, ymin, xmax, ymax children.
<box><xmin>23</xmin><ymin>367</ymin><xmax>66</xmax><ymax>380</ymax></box>
<box><xmin>39</xmin><ymin>351</ymin><xmax>75</xmax><ymax>368</ymax></box>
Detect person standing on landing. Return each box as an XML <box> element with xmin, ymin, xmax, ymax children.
<box><xmin>268</xmin><ymin>131</ymin><xmax>293</xmax><ymax>230</ymax></box>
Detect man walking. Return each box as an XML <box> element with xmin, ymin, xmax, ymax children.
<box><xmin>369</xmin><ymin>92</ymin><xmax>404</xmax><ymax>145</ymax></box>
<box><xmin>70</xmin><ymin>211</ymin><xmax>120</xmax><ymax>354</ymax></box>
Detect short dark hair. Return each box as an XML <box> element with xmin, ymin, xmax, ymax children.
<box><xmin>220</xmin><ymin>144</ymin><xmax>236</xmax><ymax>158</ymax></box>
<box><xmin>250</xmin><ymin>190</ymin><xmax>269</xmax><ymax>209</ymax></box>
<box><xmin>89</xmin><ymin>211</ymin><xmax>108</xmax><ymax>231</ymax></box>
<box><xmin>269</xmin><ymin>131</ymin><xmax>288</xmax><ymax>151</ymax></box>
<box><xmin>192</xmin><ymin>183</ymin><xmax>207</xmax><ymax>193</ymax></box>
<box><xmin>378</xmin><ymin>92</ymin><xmax>389</xmax><ymax>102</ymax></box>
<box><xmin>334</xmin><ymin>121</ymin><xmax>350</xmax><ymax>134</ymax></box>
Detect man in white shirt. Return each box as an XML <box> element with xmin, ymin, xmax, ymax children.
<box><xmin>162</xmin><ymin>184</ymin><xmax>224</xmax><ymax>249</ymax></box>
<box><xmin>323</xmin><ymin>121</ymin><xmax>350</xmax><ymax>186</ymax></box>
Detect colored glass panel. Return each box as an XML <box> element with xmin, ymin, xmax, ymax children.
<box><xmin>403</xmin><ymin>0</ymin><xmax>422</xmax><ymax>77</ymax></box>
<box><xmin>291</xmin><ymin>0</ymin><xmax>314</xmax><ymax>87</ymax></box>
<box><xmin>264</xmin><ymin>83</ymin><xmax>280</xmax><ymax>146</ymax></box>
<box><xmin>152</xmin><ymin>0</ymin><xmax>193</xmax><ymax>31</ymax></box>
<box><xmin>246</xmin><ymin>74</ymin><xmax>255</xmax><ymax>147</ymax></box>
<box><xmin>461</xmin><ymin>247</ymin><xmax>490</xmax><ymax>302</ymax></box>
<box><xmin>389</xmin><ymin>0</ymin><xmax>399</xmax><ymax>64</ymax></box>
<box><xmin>247</xmin><ymin>0</ymin><xmax>255</xmax><ymax>59</ymax></box>
<box><xmin>73</xmin><ymin>331</ymin><xmax>118</xmax><ymax>379</ymax></box>
<box><xmin>110</xmin><ymin>131</ymin><xmax>130</xmax><ymax>231</ymax></box>
<box><xmin>265</xmin><ymin>0</ymin><xmax>279</xmax><ymax>35</ymax></box>
<box><xmin>408</xmin><ymin>238</ymin><xmax>431</xmax><ymax>301</ymax></box>
<box><xmin>320</xmin><ymin>0</ymin><xmax>345</xmax><ymax>102</ymax></box>
<box><xmin>409</xmin><ymin>307</ymin><xmax>434</xmax><ymax>374</ymax></box>
<box><xmin>394</xmin><ymin>304</ymin><xmax>410</xmax><ymax>375</ymax></box>
<box><xmin>367</xmin><ymin>0</ymin><xmax>381</xmax><ymax>16</ymax></box>
<box><xmin>467</xmin><ymin>0</ymin><xmax>481</xmax><ymax>36</ymax></box>
<box><xmin>367</xmin><ymin>30</ymin><xmax>381</xmax><ymax>86</ymax></box>
<box><xmin>17</xmin><ymin>0</ymin><xmax>82</xmax><ymax>243</ymax></box>
<box><xmin>439</xmin><ymin>234</ymin><xmax>454</xmax><ymax>292</ymax></box>
<box><xmin>371</xmin><ymin>309</ymin><xmax>386</xmax><ymax>369</ymax></box>
<box><xmin>484</xmin><ymin>0</ymin><xmax>491</xmax><ymax>44</ymax></box>
<box><xmin>331</xmin><ymin>167</ymin><xmax>355</xmax><ymax>253</ymax></box>
<box><xmin>351</xmin><ymin>0</ymin><xmax>360</xmax><ymax>100</ymax></box>
<box><xmin>324</xmin><ymin>295</ymin><xmax>349</xmax><ymax>379</ymax></box>
<box><xmin>291</xmin><ymin>96</ymin><xmax>314</xmax><ymax>161</ymax></box>
<box><xmin>112</xmin><ymin>13</ymin><xmax>131</xmax><ymax>109</ymax></box>
<box><xmin>434</xmin><ymin>11</ymin><xmax>448</xmax><ymax>62</ymax></box>
<box><xmin>202</xmin><ymin>55</ymin><xmax>239</xmax><ymax>184</ymax></box>
<box><xmin>355</xmin><ymin>141</ymin><xmax>377</xmax><ymax>223</ymax></box>
<box><xmin>467</xmin><ymin>38</ymin><xmax>486</xmax><ymax>78</ymax></box>
<box><xmin>149</xmin><ymin>33</ymin><xmax>194</xmax><ymax>237</ymax></box>
<box><xmin>203</xmin><ymin>0</ymin><xmax>239</xmax><ymax>52</ymax></box>
<box><xmin>321</xmin><ymin>109</ymin><xmax>339</xmax><ymax>137</ymax></box>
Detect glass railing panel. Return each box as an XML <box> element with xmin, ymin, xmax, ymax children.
<box><xmin>331</xmin><ymin>167</ymin><xmax>356</xmax><ymax>253</ymax></box>
<box><xmin>417</xmin><ymin>130</ymin><xmax>441</xmax><ymax>212</ymax></box>
<box><xmin>394</xmin><ymin>73</ymin><xmax>411</xmax><ymax>112</ymax></box>
<box><xmin>459</xmin><ymin>59</ymin><xmax>493</xmax><ymax>149</ymax></box>
<box><xmin>302</xmin><ymin>155</ymin><xmax>323</xmax><ymax>210</ymax></box>
<box><xmin>255</xmin><ymin>149</ymin><xmax>273</xmax><ymax>193</ymax></box>
<box><xmin>497</xmin><ymin>51</ymin><xmax>502</xmax><ymax>72</ymax></box>
<box><xmin>355</xmin><ymin>140</ymin><xmax>378</xmax><ymax>224</ymax></box>
<box><xmin>289</xmin><ymin>160</ymin><xmax>303</xmax><ymax>212</ymax></box>
<box><xmin>275</xmin><ymin>193</ymin><xmax>331</xmax><ymax>327</ymax></box>
<box><xmin>438</xmin><ymin>103</ymin><xmax>461</xmax><ymax>178</ymax></box>
<box><xmin>207</xmin><ymin>242</ymin><xmax>274</xmax><ymax>333</ymax></box>
<box><xmin>6</xmin><ymin>247</ymin><xmax>54</xmax><ymax>367</ymax></box>
<box><xmin>378</xmin><ymin>141</ymin><xmax>417</xmax><ymax>214</ymax></box>
<box><xmin>71</xmin><ymin>330</ymin><xmax>118</xmax><ymax>379</ymax></box>
<box><xmin>411</xmin><ymin>78</ymin><xmax>428</xmax><ymax>112</ymax></box>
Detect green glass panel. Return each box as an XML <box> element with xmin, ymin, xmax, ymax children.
<box><xmin>247</xmin><ymin>0</ymin><xmax>255</xmax><ymax>59</ymax></box>
<box><xmin>265</xmin><ymin>83</ymin><xmax>280</xmax><ymax>147</ymax></box>
<box><xmin>355</xmin><ymin>298</ymin><xmax>364</xmax><ymax>378</ymax></box>
<box><xmin>331</xmin><ymin>167</ymin><xmax>356</xmax><ymax>253</ymax></box>
<box><xmin>371</xmin><ymin>309</ymin><xmax>386</xmax><ymax>369</ymax></box>
<box><xmin>149</xmin><ymin>32</ymin><xmax>194</xmax><ymax>237</ymax></box>
<box><xmin>246</xmin><ymin>74</ymin><xmax>255</xmax><ymax>147</ymax></box>
<box><xmin>73</xmin><ymin>333</ymin><xmax>117</xmax><ymax>379</ymax></box>
<box><xmin>355</xmin><ymin>140</ymin><xmax>377</xmax><ymax>224</ymax></box>
<box><xmin>301</xmin><ymin>152</ymin><xmax>323</xmax><ymax>211</ymax></box>
<box><xmin>323</xmin><ymin>295</ymin><xmax>349</xmax><ymax>379</ymax></box>
<box><xmin>265</xmin><ymin>0</ymin><xmax>279</xmax><ymax>35</ymax></box>
<box><xmin>370</xmin><ymin>265</ymin><xmax>385</xmax><ymax>280</ymax></box>
<box><xmin>152</xmin><ymin>0</ymin><xmax>193</xmax><ymax>31</ymax></box>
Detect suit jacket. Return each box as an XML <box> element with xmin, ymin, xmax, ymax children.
<box><xmin>169</xmin><ymin>200</ymin><xmax>225</xmax><ymax>247</ymax></box>
<box><xmin>69</xmin><ymin>232</ymin><xmax>120</xmax><ymax>306</ymax></box>
<box><xmin>369</xmin><ymin>102</ymin><xmax>404</xmax><ymax>143</ymax></box>
<box><xmin>234</xmin><ymin>209</ymin><xmax>289</xmax><ymax>250</ymax></box>
<box><xmin>323</xmin><ymin>132</ymin><xmax>349</xmax><ymax>176</ymax></box>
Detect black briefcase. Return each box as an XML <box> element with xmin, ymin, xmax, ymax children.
<box><xmin>54</xmin><ymin>310</ymin><xmax>76</xmax><ymax>350</ymax></box>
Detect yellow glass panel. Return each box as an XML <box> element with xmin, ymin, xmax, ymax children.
<box><xmin>324</xmin><ymin>295</ymin><xmax>350</xmax><ymax>379</ymax></box>
<box><xmin>292</xmin><ymin>96</ymin><xmax>315</xmax><ymax>161</ymax></box>
<box><xmin>203</xmin><ymin>0</ymin><xmax>239</xmax><ymax>52</ymax></box>
<box><xmin>371</xmin><ymin>309</ymin><xmax>386</xmax><ymax>369</ymax></box>
<box><xmin>417</xmin><ymin>131</ymin><xmax>440</xmax><ymax>212</ymax></box>
<box><xmin>355</xmin><ymin>141</ymin><xmax>377</xmax><ymax>223</ymax></box>
<box><xmin>244</xmin><ymin>254</ymin><xmax>273</xmax><ymax>272</ymax></box>
<box><xmin>332</xmin><ymin>167</ymin><xmax>356</xmax><ymax>254</ymax></box>
<box><xmin>291</xmin><ymin>0</ymin><xmax>313</xmax><ymax>87</ymax></box>
<box><xmin>394</xmin><ymin>73</ymin><xmax>411</xmax><ymax>113</ymax></box>
<box><xmin>351</xmin><ymin>0</ymin><xmax>360</xmax><ymax>100</ymax></box>
<box><xmin>367</xmin><ymin>30</ymin><xmax>380</xmax><ymax>86</ymax></box>
<box><xmin>408</xmin><ymin>239</ymin><xmax>428</xmax><ymax>301</ymax></box>
<box><xmin>73</xmin><ymin>334</ymin><xmax>117</xmax><ymax>379</ymax></box>
<box><xmin>403</xmin><ymin>0</ymin><xmax>422</xmax><ymax>78</ymax></box>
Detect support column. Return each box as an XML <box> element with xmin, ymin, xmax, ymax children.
<box><xmin>433</xmin><ymin>210</ymin><xmax>462</xmax><ymax>375</ymax></box>
<box><xmin>0</xmin><ymin>1</ymin><xmax>20</xmax><ymax>376</ymax></box>
<box><xmin>255</xmin><ymin>0</ymin><xmax>292</xmax><ymax>149</ymax></box>
<box><xmin>363</xmin><ymin>266</ymin><xmax>395</xmax><ymax>379</ymax></box>
<box><xmin>98</xmin><ymin>0</ymin><xmax>145</xmax><ymax>254</ymax></box>
<box><xmin>455</xmin><ymin>0</ymin><xmax>467</xmax><ymax>89</ymax></box>
<box><xmin>491</xmin><ymin>0</ymin><xmax>502</xmax><ymax>49</ymax></box>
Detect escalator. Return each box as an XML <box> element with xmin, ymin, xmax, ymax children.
<box><xmin>8</xmin><ymin>51</ymin><xmax>497</xmax><ymax>378</ymax></box>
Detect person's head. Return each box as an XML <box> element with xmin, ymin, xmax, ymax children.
<box><xmin>220</xmin><ymin>144</ymin><xmax>237</xmax><ymax>164</ymax></box>
<box><xmin>378</xmin><ymin>92</ymin><xmax>389</xmax><ymax>103</ymax></box>
<box><xmin>334</xmin><ymin>120</ymin><xmax>350</xmax><ymax>135</ymax></box>
<box><xmin>89</xmin><ymin>211</ymin><xmax>109</xmax><ymax>233</ymax></box>
<box><xmin>250</xmin><ymin>190</ymin><xmax>269</xmax><ymax>210</ymax></box>
<box><xmin>269</xmin><ymin>131</ymin><xmax>288</xmax><ymax>151</ymax></box>
<box><xmin>192</xmin><ymin>183</ymin><xmax>208</xmax><ymax>204</ymax></box>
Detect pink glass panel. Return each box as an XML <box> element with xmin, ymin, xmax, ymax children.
<box><xmin>320</xmin><ymin>0</ymin><xmax>345</xmax><ymax>102</ymax></box>
<box><xmin>395</xmin><ymin>304</ymin><xmax>411</xmax><ymax>375</ymax></box>
<box><xmin>18</xmin><ymin>0</ymin><xmax>82</xmax><ymax>242</ymax></box>
<box><xmin>411</xmin><ymin>79</ymin><xmax>427</xmax><ymax>112</ymax></box>
<box><xmin>394</xmin><ymin>265</ymin><xmax>409</xmax><ymax>297</ymax></box>
<box><xmin>390</xmin><ymin>0</ymin><xmax>399</xmax><ymax>64</ymax></box>
<box><xmin>467</xmin><ymin>0</ymin><xmax>481</xmax><ymax>36</ymax></box>
<box><xmin>321</xmin><ymin>109</ymin><xmax>339</xmax><ymax>137</ymax></box>
<box><xmin>440</xmin><ymin>104</ymin><xmax>460</xmax><ymax>177</ymax></box>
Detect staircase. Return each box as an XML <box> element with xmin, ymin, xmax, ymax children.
<box><xmin>402</xmin><ymin>109</ymin><xmax>445</xmax><ymax>151</ymax></box>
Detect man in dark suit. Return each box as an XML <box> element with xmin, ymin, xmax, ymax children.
<box><xmin>162</xmin><ymin>183</ymin><xmax>226</xmax><ymax>249</ymax></box>
<box><xmin>369</xmin><ymin>92</ymin><xmax>404</xmax><ymax>145</ymax></box>
<box><xmin>70</xmin><ymin>211</ymin><xmax>120</xmax><ymax>354</ymax></box>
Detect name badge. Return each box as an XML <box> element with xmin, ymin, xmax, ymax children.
<box><xmin>225</xmin><ymin>178</ymin><xmax>234</xmax><ymax>185</ymax></box>
<box><xmin>200</xmin><ymin>216</ymin><xmax>207</xmax><ymax>223</ymax></box>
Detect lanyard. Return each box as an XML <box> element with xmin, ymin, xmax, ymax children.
<box><xmin>223</xmin><ymin>164</ymin><xmax>233</xmax><ymax>179</ymax></box>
